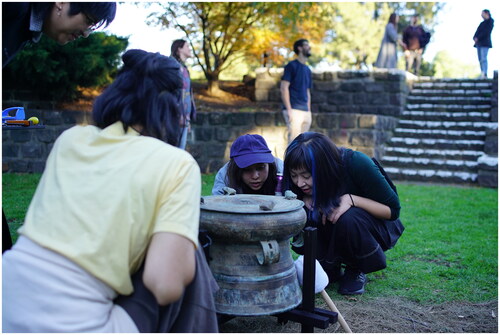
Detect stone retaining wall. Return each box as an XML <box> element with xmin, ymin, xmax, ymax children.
<box><xmin>3</xmin><ymin>70</ymin><xmax>496</xmax><ymax>188</ymax></box>
<box><xmin>189</xmin><ymin>111</ymin><xmax>398</xmax><ymax>174</ymax></box>
<box><xmin>2</xmin><ymin>108</ymin><xmax>397</xmax><ymax>175</ymax></box>
<box><xmin>255</xmin><ymin>68</ymin><xmax>409</xmax><ymax>117</ymax></box>
<box><xmin>477</xmin><ymin>71</ymin><xmax>498</xmax><ymax>188</ymax></box>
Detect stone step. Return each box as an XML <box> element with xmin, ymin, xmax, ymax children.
<box><xmin>389</xmin><ymin>137</ymin><xmax>485</xmax><ymax>151</ymax></box>
<box><xmin>385</xmin><ymin>167</ymin><xmax>478</xmax><ymax>184</ymax></box>
<box><xmin>381</xmin><ymin>156</ymin><xmax>478</xmax><ymax>172</ymax></box>
<box><xmin>401</xmin><ymin>110</ymin><xmax>491</xmax><ymax>122</ymax></box>
<box><xmin>413</xmin><ymin>81</ymin><xmax>492</xmax><ymax>90</ymax></box>
<box><xmin>407</xmin><ymin>96</ymin><xmax>491</xmax><ymax>105</ymax></box>
<box><xmin>384</xmin><ymin>147</ymin><xmax>483</xmax><ymax>160</ymax></box>
<box><xmin>406</xmin><ymin>104</ymin><xmax>492</xmax><ymax>112</ymax></box>
<box><xmin>393</xmin><ymin>128</ymin><xmax>486</xmax><ymax>140</ymax></box>
<box><xmin>410</xmin><ymin>89</ymin><xmax>493</xmax><ymax>97</ymax></box>
<box><xmin>397</xmin><ymin>120</ymin><xmax>496</xmax><ymax>131</ymax></box>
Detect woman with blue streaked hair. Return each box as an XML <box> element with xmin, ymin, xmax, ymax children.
<box><xmin>3</xmin><ymin>50</ymin><xmax>218</xmax><ymax>332</ymax></box>
<box><xmin>2</xmin><ymin>2</ymin><xmax>117</xmax><ymax>67</ymax></box>
<box><xmin>283</xmin><ymin>132</ymin><xmax>404</xmax><ymax>295</ymax></box>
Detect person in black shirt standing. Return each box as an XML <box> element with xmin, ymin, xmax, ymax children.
<box><xmin>473</xmin><ymin>9</ymin><xmax>494</xmax><ymax>78</ymax></box>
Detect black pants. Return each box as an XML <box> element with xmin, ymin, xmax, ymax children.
<box><xmin>296</xmin><ymin>207</ymin><xmax>404</xmax><ymax>275</ymax></box>
<box><xmin>115</xmin><ymin>246</ymin><xmax>219</xmax><ymax>333</ymax></box>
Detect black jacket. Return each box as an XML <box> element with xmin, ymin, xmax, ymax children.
<box><xmin>473</xmin><ymin>18</ymin><xmax>494</xmax><ymax>48</ymax></box>
<box><xmin>2</xmin><ymin>2</ymin><xmax>33</xmax><ymax>68</ymax></box>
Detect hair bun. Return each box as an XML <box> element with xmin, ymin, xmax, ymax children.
<box><xmin>121</xmin><ymin>49</ymin><xmax>183</xmax><ymax>92</ymax></box>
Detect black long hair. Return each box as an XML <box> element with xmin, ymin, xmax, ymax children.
<box><xmin>283</xmin><ymin>132</ymin><xmax>345</xmax><ymax>222</ymax></box>
<box><xmin>226</xmin><ymin>160</ymin><xmax>278</xmax><ymax>195</ymax></box>
<box><xmin>388</xmin><ymin>13</ymin><xmax>397</xmax><ymax>25</ymax></box>
<box><xmin>32</xmin><ymin>2</ymin><xmax>116</xmax><ymax>30</ymax></box>
<box><xmin>92</xmin><ymin>49</ymin><xmax>183</xmax><ymax>146</ymax></box>
<box><xmin>171</xmin><ymin>39</ymin><xmax>188</xmax><ymax>65</ymax></box>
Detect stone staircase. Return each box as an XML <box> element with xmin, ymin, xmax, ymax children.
<box><xmin>381</xmin><ymin>78</ymin><xmax>498</xmax><ymax>185</ymax></box>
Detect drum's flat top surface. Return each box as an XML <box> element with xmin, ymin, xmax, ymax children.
<box><xmin>200</xmin><ymin>194</ymin><xmax>304</xmax><ymax>214</ymax></box>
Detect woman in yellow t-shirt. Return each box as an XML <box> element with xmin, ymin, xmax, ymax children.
<box><xmin>2</xmin><ymin>50</ymin><xmax>218</xmax><ymax>332</ymax></box>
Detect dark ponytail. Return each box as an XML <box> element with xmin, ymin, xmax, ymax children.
<box><xmin>92</xmin><ymin>49</ymin><xmax>183</xmax><ymax>146</ymax></box>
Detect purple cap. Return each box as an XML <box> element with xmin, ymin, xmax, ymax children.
<box><xmin>230</xmin><ymin>134</ymin><xmax>274</xmax><ymax>168</ymax></box>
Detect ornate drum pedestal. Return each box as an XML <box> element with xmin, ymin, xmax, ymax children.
<box><xmin>200</xmin><ymin>194</ymin><xmax>306</xmax><ymax>316</ymax></box>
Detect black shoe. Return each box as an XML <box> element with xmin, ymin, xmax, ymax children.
<box><xmin>338</xmin><ymin>267</ymin><xmax>366</xmax><ymax>295</ymax></box>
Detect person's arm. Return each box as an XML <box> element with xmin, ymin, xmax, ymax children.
<box><xmin>326</xmin><ymin>151</ymin><xmax>400</xmax><ymax>224</ymax></box>
<box><xmin>212</xmin><ymin>163</ymin><xmax>229</xmax><ymax>195</ymax></box>
<box><xmin>307</xmin><ymin>88</ymin><xmax>311</xmax><ymax>112</ymax></box>
<box><xmin>143</xmin><ymin>155</ymin><xmax>201</xmax><ymax>305</ymax></box>
<box><xmin>402</xmin><ymin>27</ymin><xmax>410</xmax><ymax>50</ymax></box>
<box><xmin>142</xmin><ymin>232</ymin><xmax>195</xmax><ymax>306</ymax></box>
<box><xmin>325</xmin><ymin>193</ymin><xmax>391</xmax><ymax>224</ymax></box>
<box><xmin>474</xmin><ymin>20</ymin><xmax>494</xmax><ymax>41</ymax></box>
<box><xmin>387</xmin><ymin>23</ymin><xmax>398</xmax><ymax>43</ymax></box>
<box><xmin>281</xmin><ymin>80</ymin><xmax>293</xmax><ymax>117</ymax></box>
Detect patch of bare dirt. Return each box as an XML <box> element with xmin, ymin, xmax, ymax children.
<box><xmin>192</xmin><ymin>80</ymin><xmax>277</xmax><ymax>113</ymax></box>
<box><xmin>58</xmin><ymin>80</ymin><xmax>274</xmax><ymax>113</ymax></box>
<box><xmin>219</xmin><ymin>297</ymin><xmax>498</xmax><ymax>333</ymax></box>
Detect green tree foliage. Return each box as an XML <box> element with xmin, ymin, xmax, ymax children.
<box><xmin>432</xmin><ymin>50</ymin><xmax>478</xmax><ymax>78</ymax></box>
<box><xmin>2</xmin><ymin>32</ymin><xmax>128</xmax><ymax>101</ymax></box>
<box><xmin>151</xmin><ymin>2</ymin><xmax>274</xmax><ymax>94</ymax></box>
<box><xmin>149</xmin><ymin>2</ymin><xmax>332</xmax><ymax>94</ymax></box>
<box><xmin>148</xmin><ymin>2</ymin><xmax>443</xmax><ymax>84</ymax></box>
<box><xmin>327</xmin><ymin>2</ymin><xmax>385</xmax><ymax>69</ymax></box>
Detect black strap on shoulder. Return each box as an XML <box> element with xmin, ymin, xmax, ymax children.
<box><xmin>372</xmin><ymin>157</ymin><xmax>398</xmax><ymax>195</ymax></box>
<box><xmin>343</xmin><ymin>148</ymin><xmax>397</xmax><ymax>195</ymax></box>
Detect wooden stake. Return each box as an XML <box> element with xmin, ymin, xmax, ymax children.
<box><xmin>320</xmin><ymin>290</ymin><xmax>353</xmax><ymax>333</ymax></box>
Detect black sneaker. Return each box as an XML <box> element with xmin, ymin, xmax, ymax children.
<box><xmin>338</xmin><ymin>267</ymin><xmax>366</xmax><ymax>295</ymax></box>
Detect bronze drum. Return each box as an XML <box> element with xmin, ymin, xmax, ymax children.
<box><xmin>200</xmin><ymin>194</ymin><xmax>306</xmax><ymax>316</ymax></box>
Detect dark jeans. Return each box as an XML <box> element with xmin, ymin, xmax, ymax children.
<box><xmin>115</xmin><ymin>246</ymin><xmax>219</xmax><ymax>333</ymax></box>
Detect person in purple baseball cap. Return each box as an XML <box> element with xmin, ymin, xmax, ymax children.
<box><xmin>212</xmin><ymin>134</ymin><xmax>284</xmax><ymax>195</ymax></box>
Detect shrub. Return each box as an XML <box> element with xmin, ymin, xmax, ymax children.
<box><xmin>2</xmin><ymin>32</ymin><xmax>128</xmax><ymax>101</ymax></box>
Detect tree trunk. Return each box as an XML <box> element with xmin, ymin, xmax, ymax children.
<box><xmin>207</xmin><ymin>78</ymin><xmax>223</xmax><ymax>96</ymax></box>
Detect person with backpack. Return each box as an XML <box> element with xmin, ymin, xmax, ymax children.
<box><xmin>282</xmin><ymin>132</ymin><xmax>404</xmax><ymax>295</ymax></box>
<box><xmin>402</xmin><ymin>14</ymin><xmax>430</xmax><ymax>76</ymax></box>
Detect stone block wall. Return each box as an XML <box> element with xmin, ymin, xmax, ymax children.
<box><xmin>477</xmin><ymin>70</ymin><xmax>498</xmax><ymax>188</ymax></box>
<box><xmin>4</xmin><ymin>69</ymin><xmax>406</xmax><ymax>175</ymax></box>
<box><xmin>255</xmin><ymin>68</ymin><xmax>409</xmax><ymax>117</ymax></box>
<box><xmin>2</xmin><ymin>106</ymin><xmax>91</xmax><ymax>173</ymax></box>
<box><xmin>189</xmin><ymin>111</ymin><xmax>398</xmax><ymax>174</ymax></box>
<box><xmin>2</xmin><ymin>108</ymin><xmax>397</xmax><ymax>175</ymax></box>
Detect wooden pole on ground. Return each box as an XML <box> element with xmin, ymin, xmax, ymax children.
<box><xmin>320</xmin><ymin>290</ymin><xmax>352</xmax><ymax>333</ymax></box>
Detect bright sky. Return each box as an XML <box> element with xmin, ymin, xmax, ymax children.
<box><xmin>103</xmin><ymin>1</ymin><xmax>500</xmax><ymax>77</ymax></box>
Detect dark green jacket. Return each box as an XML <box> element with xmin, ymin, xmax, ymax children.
<box><xmin>342</xmin><ymin>148</ymin><xmax>401</xmax><ymax>221</ymax></box>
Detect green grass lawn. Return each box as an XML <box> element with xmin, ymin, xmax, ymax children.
<box><xmin>3</xmin><ymin>173</ymin><xmax>497</xmax><ymax>305</ymax></box>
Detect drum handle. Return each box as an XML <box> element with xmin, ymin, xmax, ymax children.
<box><xmin>256</xmin><ymin>240</ymin><xmax>280</xmax><ymax>265</ymax></box>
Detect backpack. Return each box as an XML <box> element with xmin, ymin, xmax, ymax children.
<box><xmin>420</xmin><ymin>31</ymin><xmax>431</xmax><ymax>48</ymax></box>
